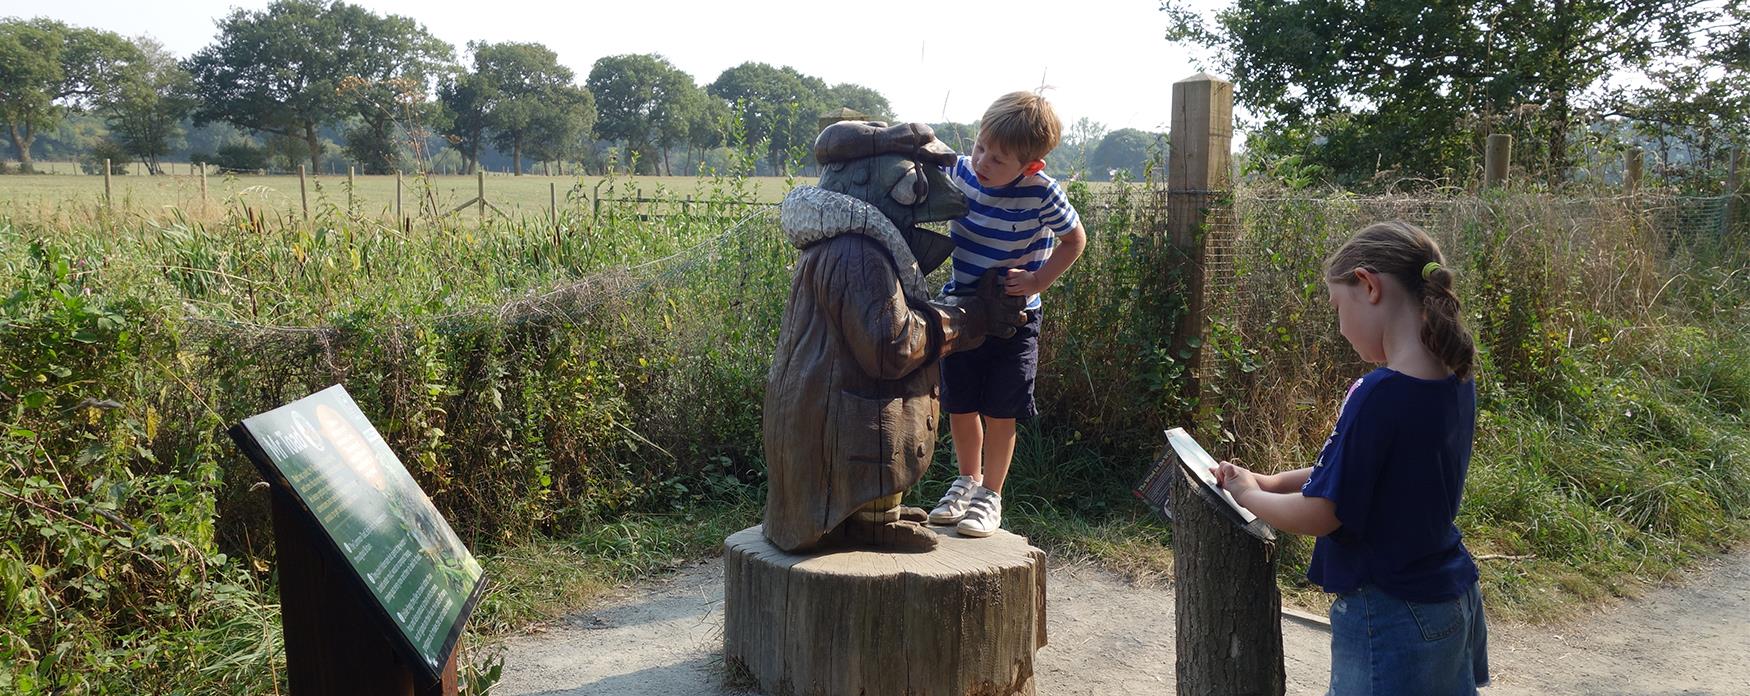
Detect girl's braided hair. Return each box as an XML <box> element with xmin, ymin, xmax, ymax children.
<box><xmin>1324</xmin><ymin>221</ymin><xmax>1476</xmax><ymax>379</ymax></box>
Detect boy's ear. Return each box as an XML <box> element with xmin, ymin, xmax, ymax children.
<box><xmin>1023</xmin><ymin>159</ymin><xmax>1045</xmax><ymax>176</ymax></box>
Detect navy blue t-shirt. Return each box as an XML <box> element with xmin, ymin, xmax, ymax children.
<box><xmin>1301</xmin><ymin>367</ymin><xmax>1480</xmax><ymax>603</ymax></box>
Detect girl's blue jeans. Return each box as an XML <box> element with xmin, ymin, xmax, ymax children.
<box><xmin>1326</xmin><ymin>582</ymin><xmax>1490</xmax><ymax>695</ymax></box>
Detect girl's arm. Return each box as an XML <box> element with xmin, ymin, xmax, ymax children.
<box><xmin>1257</xmin><ymin>466</ymin><xmax>1313</xmax><ymax>494</ymax></box>
<box><xmin>1217</xmin><ymin>463</ymin><xmax>1339</xmax><ymax>537</ymax></box>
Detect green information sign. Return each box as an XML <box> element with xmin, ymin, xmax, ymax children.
<box><xmin>230</xmin><ymin>385</ymin><xmax>485</xmax><ymax>682</ymax></box>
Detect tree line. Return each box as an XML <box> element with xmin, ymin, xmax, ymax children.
<box><xmin>3</xmin><ymin>1</ymin><xmax>1162</xmax><ymax>180</ymax></box>
<box><xmin>1164</xmin><ymin>0</ymin><xmax>1749</xmax><ymax>191</ymax></box>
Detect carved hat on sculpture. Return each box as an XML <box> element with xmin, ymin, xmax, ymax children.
<box><xmin>813</xmin><ymin>121</ymin><xmax>964</xmax><ymax>275</ymax></box>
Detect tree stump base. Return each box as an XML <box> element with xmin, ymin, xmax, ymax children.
<box><xmin>723</xmin><ymin>525</ymin><xmax>1047</xmax><ymax>696</ymax></box>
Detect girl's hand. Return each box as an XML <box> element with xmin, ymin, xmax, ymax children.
<box><xmin>1215</xmin><ymin>461</ymin><xmax>1260</xmax><ymax>503</ymax></box>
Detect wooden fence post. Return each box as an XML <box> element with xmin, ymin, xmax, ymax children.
<box><xmin>477</xmin><ymin>171</ymin><xmax>486</xmax><ymax>221</ymax></box>
<box><xmin>396</xmin><ymin>171</ymin><xmax>403</xmax><ymax>223</ymax></box>
<box><xmin>1721</xmin><ymin>144</ymin><xmax>1742</xmax><ymax>237</ymax></box>
<box><xmin>1485</xmin><ymin>134</ymin><xmax>1512</xmax><ymax>188</ymax></box>
<box><xmin>298</xmin><ymin>165</ymin><xmax>310</xmax><ymax>223</ymax></box>
<box><xmin>550</xmin><ymin>182</ymin><xmax>558</xmax><ymax>226</ymax></box>
<box><xmin>348</xmin><ymin>166</ymin><xmax>356</xmax><ymax>212</ymax></box>
<box><xmin>1167</xmin><ymin>71</ymin><xmax>1284</xmax><ymax>696</ymax></box>
<box><xmin>200</xmin><ymin>164</ymin><xmax>208</xmax><ymax>215</ymax></box>
<box><xmin>103</xmin><ymin>160</ymin><xmax>113</xmax><ymax>208</ymax></box>
<box><xmin>1626</xmin><ymin>147</ymin><xmax>1643</xmax><ymax>194</ymax></box>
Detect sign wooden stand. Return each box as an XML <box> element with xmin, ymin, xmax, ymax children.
<box><xmin>274</xmin><ymin>488</ymin><xmax>459</xmax><ymax>696</ymax></box>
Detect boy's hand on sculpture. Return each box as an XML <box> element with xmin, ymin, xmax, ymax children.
<box><xmin>976</xmin><ymin>268</ymin><xmax>1030</xmax><ymax>338</ymax></box>
<box><xmin>1002</xmin><ymin>268</ymin><xmax>1046</xmax><ymax>297</ymax></box>
<box><xmin>932</xmin><ymin>268</ymin><xmax>1029</xmax><ymax>353</ymax></box>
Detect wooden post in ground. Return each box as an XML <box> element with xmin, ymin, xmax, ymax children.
<box><xmin>200</xmin><ymin>165</ymin><xmax>208</xmax><ymax>215</ymax></box>
<box><xmin>348</xmin><ymin>166</ymin><xmax>356</xmax><ymax>212</ymax></box>
<box><xmin>1725</xmin><ymin>145</ymin><xmax>1742</xmax><ymax>237</ymax></box>
<box><xmin>1167</xmin><ymin>72</ymin><xmax>1233</xmax><ymax>410</ymax></box>
<box><xmin>477</xmin><ymin>171</ymin><xmax>486</xmax><ymax>221</ymax></box>
<box><xmin>299</xmin><ymin>165</ymin><xmax>310</xmax><ymax>223</ymax></box>
<box><xmin>1168</xmin><ymin>451</ymin><xmax>1283</xmax><ymax>696</ymax></box>
<box><xmin>1166</xmin><ymin>72</ymin><xmax>1285</xmax><ymax>696</ymax></box>
<box><xmin>1485</xmin><ymin>134</ymin><xmax>1512</xmax><ymax>188</ymax></box>
<box><xmin>396</xmin><ymin>172</ymin><xmax>403</xmax><ymax>224</ymax></box>
<box><xmin>103</xmin><ymin>159</ymin><xmax>113</xmax><ymax>208</ymax></box>
<box><xmin>550</xmin><ymin>182</ymin><xmax>558</xmax><ymax>226</ymax></box>
<box><xmin>1626</xmin><ymin>147</ymin><xmax>1643</xmax><ymax>194</ymax></box>
<box><xmin>273</xmin><ymin>490</ymin><xmax>457</xmax><ymax>695</ymax></box>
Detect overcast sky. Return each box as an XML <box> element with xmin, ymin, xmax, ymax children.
<box><xmin>26</xmin><ymin>0</ymin><xmax>1228</xmax><ymax>135</ymax></box>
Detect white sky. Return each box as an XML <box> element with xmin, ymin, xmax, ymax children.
<box><xmin>25</xmin><ymin>0</ymin><xmax>1228</xmax><ymax>135</ymax></box>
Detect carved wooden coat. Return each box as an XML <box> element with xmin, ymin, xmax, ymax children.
<box><xmin>761</xmin><ymin>187</ymin><xmax>945</xmax><ymax>552</ymax></box>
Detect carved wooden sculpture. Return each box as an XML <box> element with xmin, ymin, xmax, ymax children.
<box><xmin>761</xmin><ymin>121</ymin><xmax>1027</xmax><ymax>553</ymax></box>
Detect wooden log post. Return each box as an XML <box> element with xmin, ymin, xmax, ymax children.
<box><xmin>396</xmin><ymin>171</ymin><xmax>404</xmax><ymax>224</ymax></box>
<box><xmin>1167</xmin><ymin>73</ymin><xmax>1234</xmax><ymax>412</ymax></box>
<box><xmin>199</xmin><ymin>165</ymin><xmax>208</xmax><ymax>215</ymax></box>
<box><xmin>1165</xmin><ymin>72</ymin><xmax>1284</xmax><ymax>696</ymax></box>
<box><xmin>299</xmin><ymin>165</ymin><xmax>310</xmax><ymax>222</ymax></box>
<box><xmin>1725</xmin><ymin>144</ymin><xmax>1742</xmax><ymax>237</ymax></box>
<box><xmin>1485</xmin><ymin>134</ymin><xmax>1512</xmax><ymax>188</ymax></box>
<box><xmin>1625</xmin><ymin>147</ymin><xmax>1643</xmax><ymax>194</ymax></box>
<box><xmin>348</xmin><ymin>166</ymin><xmax>356</xmax><ymax>212</ymax></box>
<box><xmin>1169</xmin><ymin>461</ymin><xmax>1283</xmax><ymax>695</ymax></box>
<box><xmin>103</xmin><ymin>159</ymin><xmax>113</xmax><ymax>208</ymax></box>
<box><xmin>273</xmin><ymin>490</ymin><xmax>457</xmax><ymax>695</ymax></box>
<box><xmin>550</xmin><ymin>181</ymin><xmax>558</xmax><ymax>226</ymax></box>
<box><xmin>723</xmin><ymin>526</ymin><xmax>1047</xmax><ymax>696</ymax></box>
<box><xmin>477</xmin><ymin>171</ymin><xmax>486</xmax><ymax>221</ymax></box>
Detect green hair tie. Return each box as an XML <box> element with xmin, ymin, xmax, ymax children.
<box><xmin>1421</xmin><ymin>261</ymin><xmax>1441</xmax><ymax>280</ymax></box>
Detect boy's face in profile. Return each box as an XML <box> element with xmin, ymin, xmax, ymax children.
<box><xmin>970</xmin><ymin>135</ymin><xmax>1043</xmax><ymax>188</ymax></box>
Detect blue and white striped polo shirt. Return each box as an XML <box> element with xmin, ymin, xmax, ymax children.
<box><xmin>941</xmin><ymin>155</ymin><xmax>1082</xmax><ymax>310</ymax></box>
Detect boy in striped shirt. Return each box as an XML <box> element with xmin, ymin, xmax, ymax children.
<box><xmin>928</xmin><ymin>91</ymin><xmax>1088</xmax><ymax>538</ymax></box>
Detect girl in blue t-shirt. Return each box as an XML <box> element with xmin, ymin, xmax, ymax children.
<box><xmin>1216</xmin><ymin>220</ymin><xmax>1489</xmax><ymax>695</ymax></box>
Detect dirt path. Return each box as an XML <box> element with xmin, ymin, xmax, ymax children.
<box><xmin>497</xmin><ymin>548</ymin><xmax>1750</xmax><ymax>695</ymax></box>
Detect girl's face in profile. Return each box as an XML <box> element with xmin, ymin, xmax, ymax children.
<box><xmin>1328</xmin><ymin>268</ymin><xmax>1389</xmax><ymax>364</ymax></box>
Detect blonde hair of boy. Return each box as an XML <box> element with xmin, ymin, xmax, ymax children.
<box><xmin>979</xmin><ymin>91</ymin><xmax>1063</xmax><ymax>163</ymax></box>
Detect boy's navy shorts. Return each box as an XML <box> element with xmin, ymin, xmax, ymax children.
<box><xmin>940</xmin><ymin>309</ymin><xmax>1041</xmax><ymax>420</ymax></box>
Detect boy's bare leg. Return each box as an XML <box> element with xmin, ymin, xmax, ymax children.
<box><xmin>980</xmin><ymin>416</ymin><xmax>1018</xmax><ymax>493</ymax></box>
<box><xmin>950</xmin><ymin>411</ymin><xmax>984</xmax><ymax>483</ymax></box>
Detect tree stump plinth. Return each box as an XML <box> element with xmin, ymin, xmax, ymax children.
<box><xmin>723</xmin><ymin>525</ymin><xmax>1047</xmax><ymax>696</ymax></box>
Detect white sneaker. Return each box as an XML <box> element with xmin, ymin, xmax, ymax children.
<box><xmin>956</xmin><ymin>488</ymin><xmax>1003</xmax><ymax>538</ymax></box>
<box><xmin>928</xmin><ymin>475</ymin><xmax>979</xmax><ymax>525</ymax></box>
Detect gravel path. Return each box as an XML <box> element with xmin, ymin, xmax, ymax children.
<box><xmin>497</xmin><ymin>547</ymin><xmax>1750</xmax><ymax>695</ymax></box>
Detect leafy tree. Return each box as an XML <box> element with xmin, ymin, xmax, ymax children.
<box><xmin>438</xmin><ymin>63</ymin><xmax>496</xmax><ymax>174</ymax></box>
<box><xmin>1090</xmin><ymin>128</ymin><xmax>1162</xmax><ymax>181</ymax></box>
<box><xmin>1612</xmin><ymin>2</ymin><xmax>1750</xmax><ymax>187</ymax></box>
<box><xmin>1164</xmin><ymin>0</ymin><xmax>1725</xmax><ymax>187</ymax></box>
<box><xmin>81</xmin><ymin>137</ymin><xmax>128</xmax><ymax>175</ymax></box>
<box><xmin>708</xmin><ymin>62</ymin><xmax>828</xmax><ymax>174</ymax></box>
<box><xmin>822</xmin><ymin>83</ymin><xmax>894</xmax><ymax>122</ymax></box>
<box><xmin>589</xmin><ymin>54</ymin><xmax>701</xmax><ymax>175</ymax></box>
<box><xmin>683</xmin><ymin>93</ymin><xmax>731</xmax><ymax>175</ymax></box>
<box><xmin>187</xmin><ymin>0</ymin><xmax>453</xmax><ymax>175</ymax></box>
<box><xmin>213</xmin><ymin>140</ymin><xmax>269</xmax><ymax>172</ymax></box>
<box><xmin>928</xmin><ymin>121</ymin><xmax>979</xmax><ymax>155</ymax></box>
<box><xmin>1061</xmin><ymin>117</ymin><xmax>1107</xmax><ymax>179</ymax></box>
<box><xmin>472</xmin><ymin>41</ymin><xmax>587</xmax><ymax>175</ymax></box>
<box><xmin>100</xmin><ymin>37</ymin><xmax>194</xmax><ymax>175</ymax></box>
<box><xmin>522</xmin><ymin>86</ymin><xmax>596</xmax><ymax>175</ymax></box>
<box><xmin>0</xmin><ymin>18</ymin><xmax>137</xmax><ymax>173</ymax></box>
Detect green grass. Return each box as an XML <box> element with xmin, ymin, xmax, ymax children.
<box><xmin>0</xmin><ymin>171</ymin><xmax>809</xmax><ymax>221</ymax></box>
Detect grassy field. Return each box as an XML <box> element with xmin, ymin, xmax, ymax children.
<box><xmin>0</xmin><ymin>169</ymin><xmax>811</xmax><ymax>220</ymax></box>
